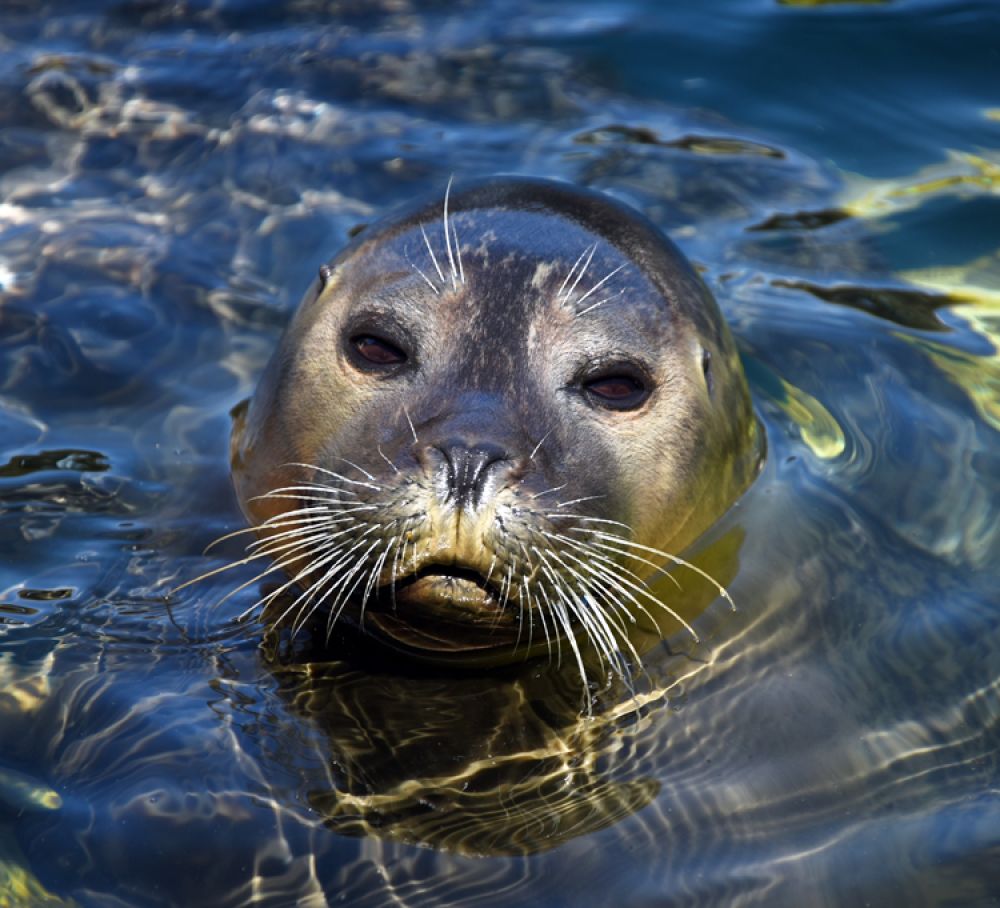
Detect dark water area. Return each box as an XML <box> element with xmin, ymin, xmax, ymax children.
<box><xmin>0</xmin><ymin>1</ymin><xmax>998</xmax><ymax>906</ymax></box>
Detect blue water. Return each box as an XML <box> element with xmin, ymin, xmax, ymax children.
<box><xmin>0</xmin><ymin>1</ymin><xmax>998</xmax><ymax>906</ymax></box>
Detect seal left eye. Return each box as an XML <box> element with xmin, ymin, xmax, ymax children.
<box><xmin>351</xmin><ymin>335</ymin><xmax>407</xmax><ymax>367</ymax></box>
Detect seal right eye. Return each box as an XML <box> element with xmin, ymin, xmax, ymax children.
<box><xmin>350</xmin><ymin>335</ymin><xmax>408</xmax><ymax>368</ymax></box>
<box><xmin>582</xmin><ymin>373</ymin><xmax>651</xmax><ymax>411</ymax></box>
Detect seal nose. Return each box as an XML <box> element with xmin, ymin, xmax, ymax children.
<box><xmin>440</xmin><ymin>442</ymin><xmax>510</xmax><ymax>509</ymax></box>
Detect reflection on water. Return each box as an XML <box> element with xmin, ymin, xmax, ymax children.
<box><xmin>0</xmin><ymin>1</ymin><xmax>998</xmax><ymax>906</ymax></box>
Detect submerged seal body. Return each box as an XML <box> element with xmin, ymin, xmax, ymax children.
<box><xmin>230</xmin><ymin>177</ymin><xmax>762</xmax><ymax>679</ymax></box>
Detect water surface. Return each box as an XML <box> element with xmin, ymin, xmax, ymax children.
<box><xmin>0</xmin><ymin>1</ymin><xmax>998</xmax><ymax>906</ymax></box>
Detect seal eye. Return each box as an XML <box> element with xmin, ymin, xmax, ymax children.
<box><xmin>584</xmin><ymin>374</ymin><xmax>650</xmax><ymax>411</ymax></box>
<box><xmin>350</xmin><ymin>335</ymin><xmax>407</xmax><ymax>368</ymax></box>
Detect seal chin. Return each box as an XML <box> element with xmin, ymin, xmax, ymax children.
<box><xmin>364</xmin><ymin>565</ymin><xmax>523</xmax><ymax>657</ymax></box>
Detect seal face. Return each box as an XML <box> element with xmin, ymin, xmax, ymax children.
<box><xmin>231</xmin><ymin>177</ymin><xmax>763</xmax><ymax>679</ymax></box>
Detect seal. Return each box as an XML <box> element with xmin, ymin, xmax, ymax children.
<box><xmin>227</xmin><ymin>176</ymin><xmax>763</xmax><ymax>685</ymax></box>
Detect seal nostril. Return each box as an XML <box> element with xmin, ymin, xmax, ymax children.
<box><xmin>441</xmin><ymin>442</ymin><xmax>509</xmax><ymax>509</ymax></box>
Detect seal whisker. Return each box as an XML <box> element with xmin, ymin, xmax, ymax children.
<box><xmin>248</xmin><ymin>521</ymin><xmax>366</xmax><ymax>555</ymax></box>
<box><xmin>558</xmin><ymin>242</ymin><xmax>597</xmax><ymax>302</ymax></box>
<box><xmin>244</xmin><ymin>514</ymin><xmax>373</xmax><ymax>550</ymax></box>
<box><xmin>260</xmin><ymin>525</ymin><xmax>382</xmax><ymax>630</ymax></box>
<box><xmin>536</xmin><ymin>568</ymin><xmax>591</xmax><ymax>713</ymax></box>
<box><xmin>581</xmin><ymin>530</ymin><xmax>736</xmax><ymax>611</ymax></box>
<box><xmin>538</xmin><ymin>551</ymin><xmax>627</xmax><ymax>680</ymax></box>
<box><xmin>533</xmin><ymin>576</ymin><xmax>566</xmax><ymax>669</ymax></box>
<box><xmin>451</xmin><ymin>222</ymin><xmax>465</xmax><ymax>286</ymax></box>
<box><xmin>552</xmin><ymin>552</ymin><xmax>652</xmax><ymax>693</ymax></box>
<box><xmin>256</xmin><ymin>537</ymin><xmax>360</xmax><ymax>631</ymax></box>
<box><xmin>377</xmin><ymin>445</ymin><xmax>401</xmax><ymax>474</ymax></box>
<box><xmin>225</xmin><ymin>533</ymin><xmax>351</xmax><ymax>618</ymax></box>
<box><xmin>332</xmin><ymin>456</ymin><xmax>378</xmax><ymax>482</ymax></box>
<box><xmin>545</xmin><ymin>513</ymin><xmax>633</xmax><ymax>533</ymax></box>
<box><xmin>321</xmin><ymin>537</ymin><xmax>384</xmax><ymax>638</ymax></box>
<box><xmin>573</xmin><ymin>262</ymin><xmax>626</xmax><ymax>310</ymax></box>
<box><xmin>286</xmin><ymin>463</ymin><xmax>384</xmax><ymax>492</ymax></box>
<box><xmin>389</xmin><ymin>532</ymin><xmax>408</xmax><ymax>612</ymax></box>
<box><xmin>551</xmin><ymin>494</ymin><xmax>605</xmax><ymax>510</ymax></box>
<box><xmin>402</xmin><ymin>405</ymin><xmax>419</xmax><ymax>444</ymax></box>
<box><xmin>556</xmin><ymin>244</ymin><xmax>591</xmax><ymax>299</ymax></box>
<box><xmin>442</xmin><ymin>175</ymin><xmax>458</xmax><ymax>290</ymax></box>
<box><xmin>250</xmin><ymin>492</ymin><xmax>371</xmax><ymax>507</ymax></box>
<box><xmin>287</xmin><ymin>542</ymin><xmax>369</xmax><ymax>640</ymax></box>
<box><xmin>420</xmin><ymin>223</ymin><xmax>446</xmax><ymax>284</ymax></box>
<box><xmin>360</xmin><ymin>538</ymin><xmax>395</xmax><ymax>621</ymax></box>
<box><xmin>407</xmin><ymin>251</ymin><xmax>440</xmax><ymax>295</ymax></box>
<box><xmin>530</xmin><ymin>482</ymin><xmax>568</xmax><ymax>501</ymax></box>
<box><xmin>528</xmin><ymin>429</ymin><xmax>553</xmax><ymax>463</ymax></box>
<box><xmin>576</xmin><ymin>287</ymin><xmax>626</xmax><ymax>319</ymax></box>
<box><xmin>170</xmin><ymin>549</ymin><xmax>285</xmax><ymax>595</ymax></box>
<box><xmin>544</xmin><ymin>530</ymin><xmax>697</xmax><ymax>639</ymax></box>
<box><xmin>513</xmin><ymin>583</ymin><xmax>528</xmax><ymax>653</ymax></box>
<box><xmin>174</xmin><ymin>519</ymin><xmax>344</xmax><ymax>594</ymax></box>
<box><xmin>498</xmin><ymin>560</ymin><xmax>514</xmax><ymax>613</ymax></box>
<box><xmin>543</xmin><ymin>546</ymin><xmax>638</xmax><ymax>646</ymax></box>
<box><xmin>252</xmin><ymin>483</ymin><xmax>345</xmax><ymax>499</ymax></box>
<box><xmin>243</xmin><ymin>525</ymin><xmax>336</xmax><ymax>556</ymax></box>
<box><xmin>290</xmin><ymin>533</ymin><xmax>384</xmax><ymax>636</ymax></box>
<box><xmin>547</xmin><ymin>528</ymin><xmax>682</xmax><ymax>594</ymax></box>
<box><xmin>202</xmin><ymin>515</ymin><xmax>329</xmax><ymax>554</ymax></box>
<box><xmin>517</xmin><ymin>541</ymin><xmax>552</xmax><ymax>660</ymax></box>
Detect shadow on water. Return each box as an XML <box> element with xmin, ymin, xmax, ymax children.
<box><xmin>0</xmin><ymin>0</ymin><xmax>999</xmax><ymax>906</ymax></box>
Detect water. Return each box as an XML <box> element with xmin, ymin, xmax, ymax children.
<box><xmin>0</xmin><ymin>1</ymin><xmax>998</xmax><ymax>905</ymax></box>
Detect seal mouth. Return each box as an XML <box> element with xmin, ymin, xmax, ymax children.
<box><xmin>364</xmin><ymin>564</ymin><xmax>523</xmax><ymax>655</ymax></box>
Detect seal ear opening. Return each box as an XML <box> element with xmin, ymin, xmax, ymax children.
<box><xmin>701</xmin><ymin>348</ymin><xmax>714</xmax><ymax>397</ymax></box>
<box><xmin>229</xmin><ymin>398</ymin><xmax>250</xmax><ymax>470</ymax></box>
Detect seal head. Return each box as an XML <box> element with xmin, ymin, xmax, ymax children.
<box><xmin>231</xmin><ymin>177</ymin><xmax>762</xmax><ymax>675</ymax></box>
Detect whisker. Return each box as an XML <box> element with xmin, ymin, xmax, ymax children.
<box><xmin>573</xmin><ymin>262</ymin><xmax>625</xmax><ymax>309</ymax></box>
<box><xmin>452</xmin><ymin>221</ymin><xmax>465</xmax><ymax>286</ymax></box>
<box><xmin>552</xmin><ymin>494</ymin><xmax>605</xmax><ymax>510</ymax></box>
<box><xmin>250</xmin><ymin>492</ymin><xmax>367</xmax><ymax>507</ymax></box>
<box><xmin>548</xmin><ymin>528</ymin><xmax>682</xmax><ymax>594</ymax></box>
<box><xmin>538</xmin><ymin>551</ymin><xmax>627</xmax><ymax>678</ymax></box>
<box><xmin>420</xmin><ymin>223</ymin><xmax>446</xmax><ymax>283</ymax></box>
<box><xmin>202</xmin><ymin>514</ymin><xmax>333</xmax><ymax>554</ymax></box>
<box><xmin>544</xmin><ymin>530</ymin><xmax>696</xmax><ymax>639</ymax></box>
<box><xmin>536</xmin><ymin>569</ymin><xmax>591</xmax><ymax>713</ymax></box>
<box><xmin>443</xmin><ymin>175</ymin><xmax>458</xmax><ymax>290</ymax></box>
<box><xmin>558</xmin><ymin>242</ymin><xmax>597</xmax><ymax>301</ymax></box>
<box><xmin>225</xmin><ymin>534</ymin><xmax>350</xmax><ymax>617</ymax></box>
<box><xmin>407</xmin><ymin>252</ymin><xmax>440</xmax><ymax>295</ymax></box>
<box><xmin>545</xmin><ymin>513</ymin><xmax>632</xmax><ymax>533</ymax></box>
<box><xmin>285</xmin><ymin>463</ymin><xmax>383</xmax><ymax>492</ymax></box>
<box><xmin>582</xmin><ymin>530</ymin><xmax>735</xmax><ymax>611</ymax></box>
<box><xmin>530</xmin><ymin>482</ymin><xmax>568</xmax><ymax>501</ymax></box>
<box><xmin>402</xmin><ymin>406</ymin><xmax>419</xmax><ymax>444</ymax></box>
<box><xmin>265</xmin><ymin>538</ymin><xmax>370</xmax><ymax>633</ymax></box>
<box><xmin>528</xmin><ymin>428</ymin><xmax>553</xmax><ymax>463</ymax></box>
<box><xmin>377</xmin><ymin>445</ymin><xmax>400</xmax><ymax>474</ymax></box>
<box><xmin>576</xmin><ymin>287</ymin><xmax>625</xmax><ymax>318</ymax></box>
<box><xmin>333</xmin><ymin>456</ymin><xmax>377</xmax><ymax>481</ymax></box>
<box><xmin>250</xmin><ymin>537</ymin><xmax>355</xmax><ymax>627</ymax></box>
